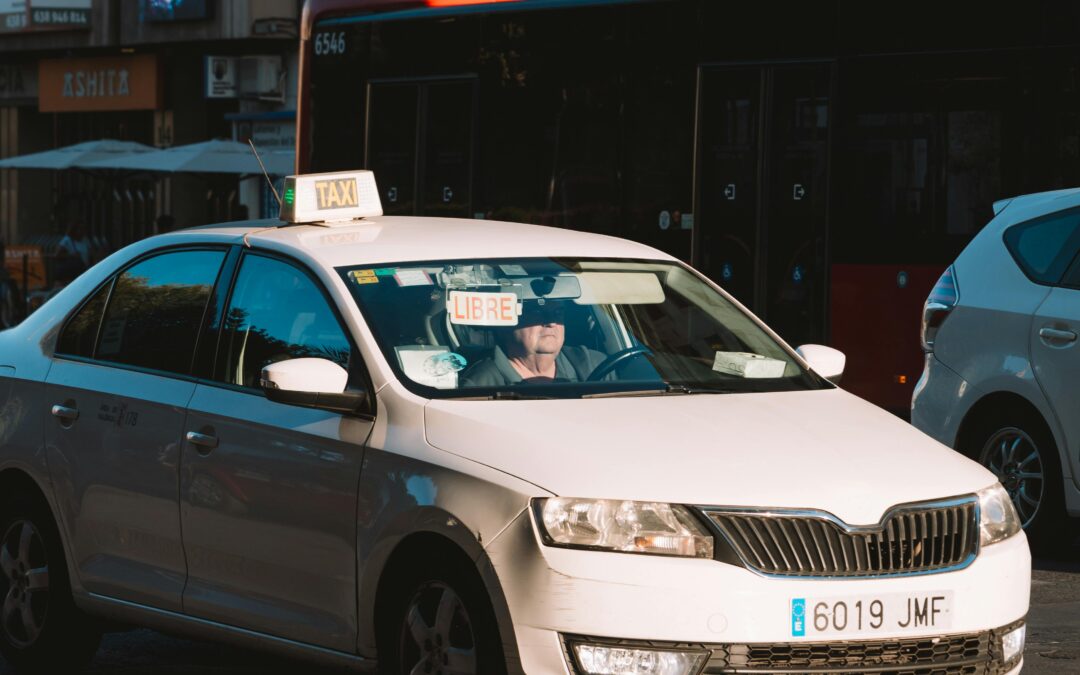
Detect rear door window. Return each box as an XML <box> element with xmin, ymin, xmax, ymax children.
<box><xmin>1003</xmin><ymin>209</ymin><xmax>1080</xmax><ymax>284</ymax></box>
<box><xmin>95</xmin><ymin>249</ymin><xmax>226</xmax><ymax>375</ymax></box>
<box><xmin>56</xmin><ymin>281</ymin><xmax>113</xmax><ymax>358</ymax></box>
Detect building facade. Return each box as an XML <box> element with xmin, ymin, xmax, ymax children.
<box><xmin>0</xmin><ymin>0</ymin><xmax>300</xmax><ymax>278</ymax></box>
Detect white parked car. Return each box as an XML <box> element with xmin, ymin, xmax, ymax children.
<box><xmin>913</xmin><ymin>188</ymin><xmax>1080</xmax><ymax>550</ymax></box>
<box><xmin>0</xmin><ymin>171</ymin><xmax>1029</xmax><ymax>675</ymax></box>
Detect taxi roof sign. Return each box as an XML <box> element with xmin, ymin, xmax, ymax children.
<box><xmin>279</xmin><ymin>170</ymin><xmax>383</xmax><ymax>224</ymax></box>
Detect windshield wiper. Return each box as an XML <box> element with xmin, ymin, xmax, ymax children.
<box><xmin>446</xmin><ymin>391</ymin><xmax>559</xmax><ymax>400</ymax></box>
<box><xmin>582</xmin><ymin>383</ymin><xmax>735</xmax><ymax>398</ymax></box>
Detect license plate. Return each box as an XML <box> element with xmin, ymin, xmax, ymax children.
<box><xmin>790</xmin><ymin>592</ymin><xmax>954</xmax><ymax>638</ymax></box>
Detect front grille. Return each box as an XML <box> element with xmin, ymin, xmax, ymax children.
<box><xmin>704</xmin><ymin>498</ymin><xmax>978</xmax><ymax>577</ymax></box>
<box><xmin>707</xmin><ymin>632</ymin><xmax>990</xmax><ymax>673</ymax></box>
<box><xmin>563</xmin><ymin>621</ymin><xmax>1023</xmax><ymax>675</ymax></box>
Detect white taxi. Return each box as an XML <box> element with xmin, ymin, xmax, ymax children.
<box><xmin>0</xmin><ymin>171</ymin><xmax>1029</xmax><ymax>674</ymax></box>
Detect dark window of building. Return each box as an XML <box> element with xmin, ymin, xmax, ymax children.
<box><xmin>215</xmin><ymin>255</ymin><xmax>351</xmax><ymax>390</ymax></box>
<box><xmin>95</xmin><ymin>250</ymin><xmax>226</xmax><ymax>375</ymax></box>
<box><xmin>55</xmin><ymin>281</ymin><xmax>112</xmax><ymax>358</ymax></box>
<box><xmin>1004</xmin><ymin>209</ymin><xmax>1080</xmax><ymax>285</ymax></box>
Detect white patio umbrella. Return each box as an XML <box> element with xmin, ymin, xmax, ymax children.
<box><xmin>84</xmin><ymin>139</ymin><xmax>294</xmax><ymax>175</ymax></box>
<box><xmin>0</xmin><ymin>139</ymin><xmax>156</xmax><ymax>170</ymax></box>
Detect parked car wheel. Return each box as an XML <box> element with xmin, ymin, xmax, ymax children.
<box><xmin>966</xmin><ymin>412</ymin><xmax>1067</xmax><ymax>551</ymax></box>
<box><xmin>0</xmin><ymin>493</ymin><xmax>100</xmax><ymax>674</ymax></box>
<box><xmin>380</xmin><ymin>555</ymin><xmax>504</xmax><ymax>675</ymax></box>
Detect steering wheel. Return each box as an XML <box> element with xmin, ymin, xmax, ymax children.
<box><xmin>586</xmin><ymin>345</ymin><xmax>653</xmax><ymax>382</ymax></box>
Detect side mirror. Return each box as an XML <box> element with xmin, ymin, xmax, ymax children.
<box><xmin>796</xmin><ymin>344</ymin><xmax>846</xmax><ymax>383</ymax></box>
<box><xmin>260</xmin><ymin>358</ymin><xmax>367</xmax><ymax>414</ymax></box>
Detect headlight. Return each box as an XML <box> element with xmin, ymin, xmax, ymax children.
<box><xmin>978</xmin><ymin>484</ymin><xmax>1022</xmax><ymax>546</ymax></box>
<box><xmin>533</xmin><ymin>498</ymin><xmax>714</xmax><ymax>558</ymax></box>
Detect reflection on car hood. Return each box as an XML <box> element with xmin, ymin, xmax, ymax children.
<box><xmin>424</xmin><ymin>388</ymin><xmax>997</xmax><ymax>525</ymax></box>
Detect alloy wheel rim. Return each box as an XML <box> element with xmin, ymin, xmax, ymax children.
<box><xmin>0</xmin><ymin>520</ymin><xmax>49</xmax><ymax>648</ymax></box>
<box><xmin>979</xmin><ymin>427</ymin><xmax>1045</xmax><ymax>529</ymax></box>
<box><xmin>399</xmin><ymin>581</ymin><xmax>478</xmax><ymax>675</ymax></box>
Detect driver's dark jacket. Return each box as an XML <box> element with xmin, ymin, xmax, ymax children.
<box><xmin>461</xmin><ymin>345</ymin><xmax>606</xmax><ymax>387</ymax></box>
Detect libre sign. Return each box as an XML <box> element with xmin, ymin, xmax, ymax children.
<box><xmin>38</xmin><ymin>54</ymin><xmax>161</xmax><ymax>112</ymax></box>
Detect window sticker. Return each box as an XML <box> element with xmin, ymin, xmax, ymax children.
<box><xmin>712</xmin><ymin>351</ymin><xmax>786</xmax><ymax>378</ymax></box>
<box><xmin>374</xmin><ymin>268</ymin><xmax>396</xmax><ymax>276</ymax></box>
<box><xmin>350</xmin><ymin>269</ymin><xmax>379</xmax><ymax>285</ymax></box>
<box><xmin>395</xmin><ymin>346</ymin><xmax>465</xmax><ymax>389</ymax></box>
<box><xmin>394</xmin><ymin>269</ymin><xmax>433</xmax><ymax>287</ymax></box>
<box><xmin>447</xmin><ymin>290</ymin><xmax>519</xmax><ymax>326</ymax></box>
<box><xmin>499</xmin><ymin>264</ymin><xmax>528</xmax><ymax>276</ymax></box>
<box><xmin>97</xmin><ymin>318</ymin><xmax>126</xmax><ymax>356</ymax></box>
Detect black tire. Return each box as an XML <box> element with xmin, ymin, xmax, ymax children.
<box><xmin>378</xmin><ymin>554</ymin><xmax>505</xmax><ymax>675</ymax></box>
<box><xmin>963</xmin><ymin>409</ymin><xmax>1068</xmax><ymax>554</ymax></box>
<box><xmin>0</xmin><ymin>493</ymin><xmax>101</xmax><ymax>674</ymax></box>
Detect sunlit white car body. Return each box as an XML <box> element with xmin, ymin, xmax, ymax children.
<box><xmin>0</xmin><ymin>207</ymin><xmax>1029</xmax><ymax>674</ymax></box>
<box><xmin>913</xmin><ymin>188</ymin><xmax>1080</xmax><ymax>533</ymax></box>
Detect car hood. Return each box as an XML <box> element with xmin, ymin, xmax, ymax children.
<box><xmin>424</xmin><ymin>388</ymin><xmax>997</xmax><ymax>525</ymax></box>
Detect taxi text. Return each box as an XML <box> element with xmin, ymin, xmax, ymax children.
<box><xmin>315</xmin><ymin>178</ymin><xmax>359</xmax><ymax>210</ymax></box>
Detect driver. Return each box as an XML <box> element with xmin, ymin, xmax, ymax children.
<box><xmin>461</xmin><ymin>300</ymin><xmax>606</xmax><ymax>386</ymax></box>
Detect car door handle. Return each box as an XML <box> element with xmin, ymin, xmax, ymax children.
<box><xmin>50</xmin><ymin>405</ymin><xmax>79</xmax><ymax>422</ymax></box>
<box><xmin>1039</xmin><ymin>327</ymin><xmax>1077</xmax><ymax>343</ymax></box>
<box><xmin>185</xmin><ymin>431</ymin><xmax>219</xmax><ymax>451</ymax></box>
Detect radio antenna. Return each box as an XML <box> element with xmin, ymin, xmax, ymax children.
<box><xmin>247</xmin><ymin>138</ymin><xmax>282</xmax><ymax>206</ymax></box>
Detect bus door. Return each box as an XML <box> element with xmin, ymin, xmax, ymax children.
<box><xmin>365</xmin><ymin>77</ymin><xmax>476</xmax><ymax>218</ymax></box>
<box><xmin>695</xmin><ymin>63</ymin><xmax>832</xmax><ymax>347</ymax></box>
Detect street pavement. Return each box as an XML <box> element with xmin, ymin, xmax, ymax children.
<box><xmin>1026</xmin><ymin>532</ymin><xmax>1080</xmax><ymax>674</ymax></box>
<box><xmin>1</xmin><ymin>535</ymin><xmax>1077</xmax><ymax>674</ymax></box>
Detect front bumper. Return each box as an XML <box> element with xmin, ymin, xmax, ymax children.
<box><xmin>559</xmin><ymin>621</ymin><xmax>1024</xmax><ymax>674</ymax></box>
<box><xmin>485</xmin><ymin>511</ymin><xmax>1030</xmax><ymax>674</ymax></box>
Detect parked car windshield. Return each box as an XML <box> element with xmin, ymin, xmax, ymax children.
<box><xmin>340</xmin><ymin>258</ymin><xmax>830</xmax><ymax>399</ymax></box>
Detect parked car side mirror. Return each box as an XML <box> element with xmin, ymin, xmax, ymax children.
<box><xmin>260</xmin><ymin>358</ymin><xmax>367</xmax><ymax>414</ymax></box>
<box><xmin>795</xmin><ymin>344</ymin><xmax>846</xmax><ymax>383</ymax></box>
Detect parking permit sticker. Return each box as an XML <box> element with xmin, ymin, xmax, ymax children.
<box><xmin>499</xmin><ymin>264</ymin><xmax>528</xmax><ymax>276</ymax></box>
<box><xmin>447</xmin><ymin>291</ymin><xmax>519</xmax><ymax>326</ymax></box>
<box><xmin>350</xmin><ymin>269</ymin><xmax>379</xmax><ymax>285</ymax></box>
<box><xmin>791</xmin><ymin>598</ymin><xmax>806</xmax><ymax>637</ymax></box>
<box><xmin>713</xmin><ymin>351</ymin><xmax>786</xmax><ymax>378</ymax></box>
<box><xmin>394</xmin><ymin>269</ymin><xmax>433</xmax><ymax>287</ymax></box>
<box><xmin>395</xmin><ymin>347</ymin><xmax>466</xmax><ymax>389</ymax></box>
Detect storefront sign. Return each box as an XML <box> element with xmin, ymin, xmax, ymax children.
<box><xmin>3</xmin><ymin>246</ymin><xmax>46</xmax><ymax>292</ymax></box>
<box><xmin>251</xmin><ymin>121</ymin><xmax>295</xmax><ymax>150</ymax></box>
<box><xmin>0</xmin><ymin>64</ymin><xmax>37</xmax><ymax>102</ymax></box>
<box><xmin>205</xmin><ymin>56</ymin><xmax>237</xmax><ymax>99</ymax></box>
<box><xmin>0</xmin><ymin>0</ymin><xmax>91</xmax><ymax>33</ymax></box>
<box><xmin>39</xmin><ymin>54</ymin><xmax>161</xmax><ymax>112</ymax></box>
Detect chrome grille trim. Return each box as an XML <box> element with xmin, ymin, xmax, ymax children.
<box><xmin>701</xmin><ymin>496</ymin><xmax>980</xmax><ymax>578</ymax></box>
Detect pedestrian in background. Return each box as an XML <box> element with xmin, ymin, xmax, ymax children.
<box><xmin>55</xmin><ymin>221</ymin><xmax>91</xmax><ymax>284</ymax></box>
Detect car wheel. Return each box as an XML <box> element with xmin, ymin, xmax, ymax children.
<box><xmin>970</xmin><ymin>414</ymin><xmax>1066</xmax><ymax>551</ymax></box>
<box><xmin>0</xmin><ymin>494</ymin><xmax>100</xmax><ymax>674</ymax></box>
<box><xmin>380</xmin><ymin>556</ymin><xmax>504</xmax><ymax>675</ymax></box>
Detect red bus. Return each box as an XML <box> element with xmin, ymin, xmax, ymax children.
<box><xmin>297</xmin><ymin>0</ymin><xmax>1080</xmax><ymax>412</ymax></box>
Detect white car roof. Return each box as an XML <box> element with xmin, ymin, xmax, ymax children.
<box><xmin>167</xmin><ymin>215</ymin><xmax>676</xmax><ymax>268</ymax></box>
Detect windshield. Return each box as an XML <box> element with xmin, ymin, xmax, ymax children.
<box><xmin>340</xmin><ymin>258</ymin><xmax>830</xmax><ymax>399</ymax></box>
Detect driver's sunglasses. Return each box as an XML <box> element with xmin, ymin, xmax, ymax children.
<box><xmin>520</xmin><ymin>304</ymin><xmax>566</xmax><ymax>325</ymax></box>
